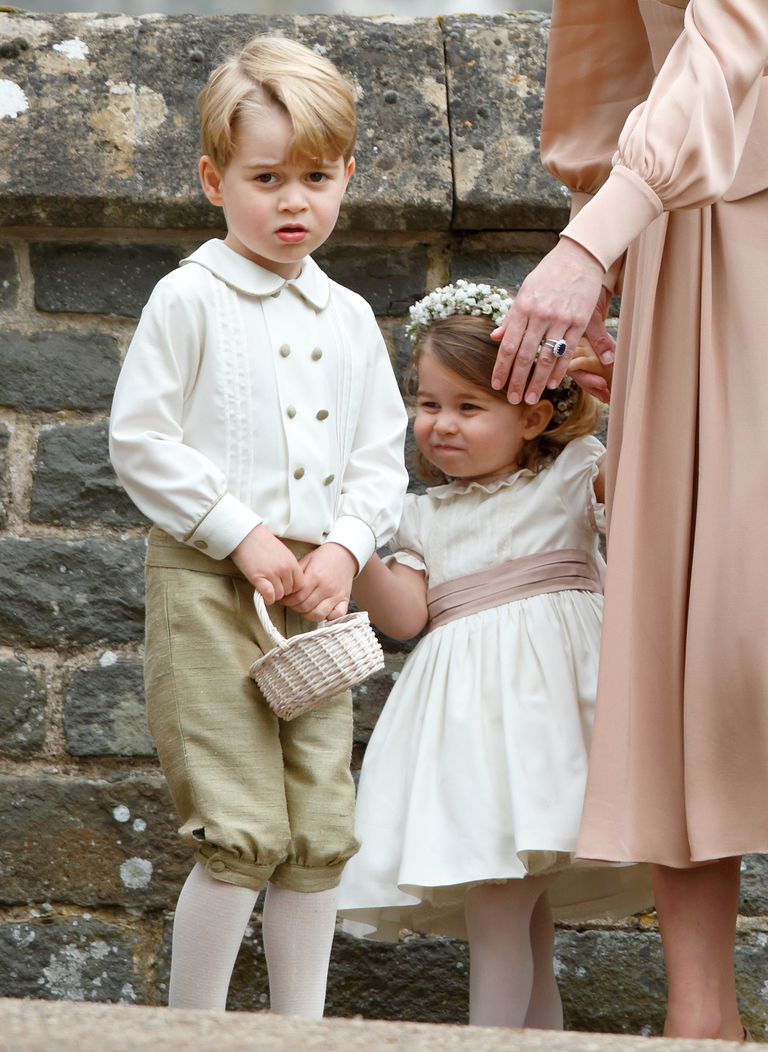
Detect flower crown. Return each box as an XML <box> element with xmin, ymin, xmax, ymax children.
<box><xmin>406</xmin><ymin>279</ymin><xmax>578</xmax><ymax>428</ymax></box>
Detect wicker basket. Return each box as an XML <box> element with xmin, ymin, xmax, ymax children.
<box><xmin>248</xmin><ymin>591</ymin><xmax>384</xmax><ymax>721</ymax></box>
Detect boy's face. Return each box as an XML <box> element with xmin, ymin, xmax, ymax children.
<box><xmin>199</xmin><ymin>106</ymin><xmax>354</xmax><ymax>280</ymax></box>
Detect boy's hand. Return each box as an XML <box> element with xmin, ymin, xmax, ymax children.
<box><xmin>230</xmin><ymin>524</ymin><xmax>304</xmax><ymax>605</ymax></box>
<box><xmin>283</xmin><ymin>543</ymin><xmax>357</xmax><ymax>623</ymax></box>
<box><xmin>568</xmin><ymin>336</ymin><xmax>614</xmax><ymax>404</ymax></box>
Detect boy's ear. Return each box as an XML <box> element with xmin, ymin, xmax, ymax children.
<box><xmin>521</xmin><ymin>398</ymin><xmax>555</xmax><ymax>439</ymax></box>
<box><xmin>342</xmin><ymin>155</ymin><xmax>356</xmax><ymax>189</ymax></box>
<box><xmin>199</xmin><ymin>156</ymin><xmax>225</xmax><ymax>207</ymax></box>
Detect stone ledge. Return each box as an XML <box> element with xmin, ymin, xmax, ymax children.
<box><xmin>0</xmin><ymin>998</ymin><xmax>751</xmax><ymax>1051</ymax></box>
<box><xmin>0</xmin><ymin>12</ymin><xmax>566</xmax><ymax>232</ymax></box>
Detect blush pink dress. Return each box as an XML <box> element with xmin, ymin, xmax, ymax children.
<box><xmin>541</xmin><ymin>0</ymin><xmax>768</xmax><ymax>867</ymax></box>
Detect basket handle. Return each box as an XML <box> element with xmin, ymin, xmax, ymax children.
<box><xmin>252</xmin><ymin>590</ymin><xmax>289</xmax><ymax>650</ymax></box>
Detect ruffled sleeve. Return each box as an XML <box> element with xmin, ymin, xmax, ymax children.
<box><xmin>543</xmin><ymin>0</ymin><xmax>768</xmax><ymax>272</ymax></box>
<box><xmin>551</xmin><ymin>435</ymin><xmax>606</xmax><ymax>534</ymax></box>
<box><xmin>384</xmin><ymin>493</ymin><xmax>431</xmax><ymax>574</ymax></box>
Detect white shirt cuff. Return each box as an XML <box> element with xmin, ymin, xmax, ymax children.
<box><xmin>562</xmin><ymin>165</ymin><xmax>663</xmax><ymax>272</ymax></box>
<box><xmin>324</xmin><ymin>515</ymin><xmax>377</xmax><ymax>574</ymax></box>
<box><xmin>186</xmin><ymin>494</ymin><xmax>263</xmax><ymax>560</ymax></box>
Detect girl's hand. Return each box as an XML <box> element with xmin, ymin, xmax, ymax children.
<box><xmin>569</xmin><ymin>335</ymin><xmax>614</xmax><ymax>405</ymax></box>
<box><xmin>230</xmin><ymin>524</ymin><xmax>304</xmax><ymax>604</ymax></box>
<box><xmin>282</xmin><ymin>543</ymin><xmax>357</xmax><ymax>622</ymax></box>
<box><xmin>490</xmin><ymin>238</ymin><xmax>607</xmax><ymax>404</ymax></box>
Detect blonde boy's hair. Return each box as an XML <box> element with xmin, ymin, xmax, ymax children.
<box><xmin>199</xmin><ymin>36</ymin><xmax>357</xmax><ymax>171</ymax></box>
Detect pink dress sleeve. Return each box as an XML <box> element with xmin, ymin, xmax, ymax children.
<box><xmin>543</xmin><ymin>0</ymin><xmax>768</xmax><ymax>272</ymax></box>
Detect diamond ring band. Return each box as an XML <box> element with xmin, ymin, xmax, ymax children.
<box><xmin>540</xmin><ymin>338</ymin><xmax>568</xmax><ymax>358</ymax></box>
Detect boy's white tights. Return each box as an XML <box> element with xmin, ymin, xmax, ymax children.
<box><xmin>168</xmin><ymin>862</ymin><xmax>338</xmax><ymax>1018</ymax></box>
<box><xmin>464</xmin><ymin>876</ymin><xmax>563</xmax><ymax>1030</ymax></box>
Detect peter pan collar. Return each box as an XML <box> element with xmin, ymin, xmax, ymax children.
<box><xmin>181</xmin><ymin>238</ymin><xmax>331</xmax><ymax>310</ymax></box>
<box><xmin>428</xmin><ymin>467</ymin><xmax>535</xmax><ymax>500</ymax></box>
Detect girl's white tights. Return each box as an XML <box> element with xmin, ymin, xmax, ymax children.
<box><xmin>168</xmin><ymin>863</ymin><xmax>338</xmax><ymax>1018</ymax></box>
<box><xmin>464</xmin><ymin>876</ymin><xmax>563</xmax><ymax>1030</ymax></box>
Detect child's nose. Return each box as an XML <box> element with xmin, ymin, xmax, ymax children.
<box><xmin>435</xmin><ymin>413</ymin><xmax>458</xmax><ymax>433</ymax></box>
<box><xmin>279</xmin><ymin>185</ymin><xmax>308</xmax><ymax>212</ymax></box>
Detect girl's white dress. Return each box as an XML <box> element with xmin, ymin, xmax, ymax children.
<box><xmin>338</xmin><ymin>436</ymin><xmax>650</xmax><ymax>942</ymax></box>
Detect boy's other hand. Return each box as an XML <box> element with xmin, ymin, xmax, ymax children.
<box><xmin>283</xmin><ymin>543</ymin><xmax>357</xmax><ymax>622</ymax></box>
<box><xmin>230</xmin><ymin>525</ymin><xmax>303</xmax><ymax>604</ymax></box>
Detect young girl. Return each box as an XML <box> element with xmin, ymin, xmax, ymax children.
<box><xmin>337</xmin><ymin>281</ymin><xmax>649</xmax><ymax>1030</ymax></box>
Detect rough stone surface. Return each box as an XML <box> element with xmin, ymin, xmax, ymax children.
<box><xmin>314</xmin><ymin>242</ymin><xmax>429</xmax><ymax>315</ymax></box>
<box><xmin>450</xmin><ymin>237</ymin><xmax>558</xmax><ymax>289</ymax></box>
<box><xmin>31</xmin><ymin>422</ymin><xmax>148</xmax><ymax>527</ymax></box>
<box><xmin>31</xmin><ymin>242</ymin><xmax>182</xmax><ymax>318</ymax></box>
<box><xmin>0</xmin><ymin>421</ymin><xmax>10</xmax><ymax>528</ymax></box>
<box><xmin>351</xmin><ymin>651</ymin><xmax>406</xmax><ymax>753</ymax></box>
<box><xmin>0</xmin><ymin>12</ymin><xmax>451</xmax><ymax>231</ymax></box>
<box><xmin>64</xmin><ymin>661</ymin><xmax>154</xmax><ymax>758</ymax></box>
<box><xmin>0</xmin><ymin>242</ymin><xmax>19</xmax><ymax>309</ymax></box>
<box><xmin>0</xmin><ymin>917</ymin><xmax>148</xmax><ymax>1005</ymax></box>
<box><xmin>0</xmin><ymin>998</ymin><xmax>753</xmax><ymax>1052</ymax></box>
<box><xmin>445</xmin><ymin>13</ymin><xmax>570</xmax><ymax>230</ymax></box>
<box><xmin>740</xmin><ymin>854</ymin><xmax>768</xmax><ymax>916</ymax></box>
<box><xmin>0</xmin><ymin>657</ymin><xmax>46</xmax><ymax>756</ymax></box>
<box><xmin>0</xmin><ymin>331</ymin><xmax>121</xmax><ymax>411</ymax></box>
<box><xmin>0</xmin><ymin>538</ymin><xmax>145</xmax><ymax>646</ymax></box>
<box><xmin>0</xmin><ymin>773</ymin><xmax>188</xmax><ymax>908</ymax></box>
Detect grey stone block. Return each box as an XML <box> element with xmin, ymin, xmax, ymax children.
<box><xmin>64</xmin><ymin>661</ymin><xmax>154</xmax><ymax>758</ymax></box>
<box><xmin>555</xmin><ymin>929</ymin><xmax>666</xmax><ymax>1036</ymax></box>
<box><xmin>0</xmin><ymin>332</ymin><xmax>121</xmax><ymax>411</ymax></box>
<box><xmin>445</xmin><ymin>13</ymin><xmax>570</xmax><ymax>230</ymax></box>
<box><xmin>32</xmin><ymin>243</ymin><xmax>181</xmax><ymax>319</ymax></box>
<box><xmin>0</xmin><ymin>916</ymin><xmax>148</xmax><ymax>1004</ymax></box>
<box><xmin>352</xmin><ymin>651</ymin><xmax>407</xmax><ymax>752</ymax></box>
<box><xmin>450</xmin><ymin>239</ymin><xmax>557</xmax><ymax>290</ymax></box>
<box><xmin>0</xmin><ymin>421</ymin><xmax>10</xmax><ymax>528</ymax></box>
<box><xmin>0</xmin><ymin>12</ymin><xmax>451</xmax><ymax>231</ymax></box>
<box><xmin>0</xmin><ymin>538</ymin><xmax>145</xmax><ymax>646</ymax></box>
<box><xmin>31</xmin><ymin>423</ymin><xmax>148</xmax><ymax>527</ymax></box>
<box><xmin>0</xmin><ymin>658</ymin><xmax>46</xmax><ymax>757</ymax></box>
<box><xmin>0</xmin><ymin>242</ymin><xmax>19</xmax><ymax>309</ymax></box>
<box><xmin>0</xmin><ymin>773</ymin><xmax>188</xmax><ymax>908</ymax></box>
<box><xmin>740</xmin><ymin>854</ymin><xmax>768</xmax><ymax>916</ymax></box>
<box><xmin>314</xmin><ymin>243</ymin><xmax>429</xmax><ymax>316</ymax></box>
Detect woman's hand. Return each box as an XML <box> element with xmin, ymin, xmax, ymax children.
<box><xmin>491</xmin><ymin>237</ymin><xmax>607</xmax><ymax>404</ymax></box>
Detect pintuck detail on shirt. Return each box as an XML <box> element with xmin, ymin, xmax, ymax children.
<box><xmin>109</xmin><ymin>239</ymin><xmax>408</xmax><ymax>568</ymax></box>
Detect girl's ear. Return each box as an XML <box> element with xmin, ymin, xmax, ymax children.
<box><xmin>199</xmin><ymin>156</ymin><xmax>225</xmax><ymax>207</ymax></box>
<box><xmin>521</xmin><ymin>399</ymin><xmax>555</xmax><ymax>439</ymax></box>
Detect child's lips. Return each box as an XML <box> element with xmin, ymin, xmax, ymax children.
<box><xmin>276</xmin><ymin>225</ymin><xmax>308</xmax><ymax>243</ymax></box>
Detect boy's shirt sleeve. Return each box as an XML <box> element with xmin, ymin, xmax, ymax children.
<box><xmin>323</xmin><ymin>308</ymin><xmax>409</xmax><ymax>572</ymax></box>
<box><xmin>108</xmin><ymin>279</ymin><xmax>262</xmax><ymax>559</ymax></box>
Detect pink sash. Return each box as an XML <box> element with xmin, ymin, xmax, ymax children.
<box><xmin>426</xmin><ymin>548</ymin><xmax>602</xmax><ymax>632</ymax></box>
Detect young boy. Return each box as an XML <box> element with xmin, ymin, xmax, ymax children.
<box><xmin>109</xmin><ymin>36</ymin><xmax>408</xmax><ymax>1017</ymax></box>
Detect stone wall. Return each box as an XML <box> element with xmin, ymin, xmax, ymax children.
<box><xmin>1</xmin><ymin>9</ymin><xmax>767</xmax><ymax>1037</ymax></box>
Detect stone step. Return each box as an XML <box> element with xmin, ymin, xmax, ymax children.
<box><xmin>0</xmin><ymin>998</ymin><xmax>749</xmax><ymax>1051</ymax></box>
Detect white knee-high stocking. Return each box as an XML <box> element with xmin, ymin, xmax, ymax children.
<box><xmin>261</xmin><ymin>883</ymin><xmax>339</xmax><ymax>1019</ymax></box>
<box><xmin>524</xmin><ymin>891</ymin><xmax>563</xmax><ymax>1030</ymax></box>
<box><xmin>168</xmin><ymin>862</ymin><xmax>259</xmax><ymax>1010</ymax></box>
<box><xmin>465</xmin><ymin>876</ymin><xmax>561</xmax><ymax>1029</ymax></box>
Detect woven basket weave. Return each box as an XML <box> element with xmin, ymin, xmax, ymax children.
<box><xmin>248</xmin><ymin>591</ymin><xmax>384</xmax><ymax>721</ymax></box>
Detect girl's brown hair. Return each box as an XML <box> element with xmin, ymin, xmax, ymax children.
<box><xmin>406</xmin><ymin>313</ymin><xmax>603</xmax><ymax>485</ymax></box>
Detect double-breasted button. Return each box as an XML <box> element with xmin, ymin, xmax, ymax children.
<box><xmin>194</xmin><ymin>540</ymin><xmax>208</xmax><ymax>550</ymax></box>
<box><xmin>323</xmin><ymin>474</ymin><xmax>335</xmax><ymax>486</ymax></box>
<box><xmin>279</xmin><ymin>344</ymin><xmax>291</xmax><ymax>357</ymax></box>
<box><xmin>316</xmin><ymin>409</ymin><xmax>329</xmax><ymax>421</ymax></box>
<box><xmin>294</xmin><ymin>467</ymin><xmax>305</xmax><ymax>480</ymax></box>
<box><xmin>311</xmin><ymin>347</ymin><xmax>323</xmax><ymax>361</ymax></box>
<box><xmin>286</xmin><ymin>405</ymin><xmax>297</xmax><ymax>419</ymax></box>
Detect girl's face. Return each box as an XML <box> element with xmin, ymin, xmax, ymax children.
<box><xmin>414</xmin><ymin>350</ymin><xmax>553</xmax><ymax>485</ymax></box>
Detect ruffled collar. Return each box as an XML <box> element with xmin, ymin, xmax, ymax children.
<box><xmin>427</xmin><ymin>467</ymin><xmax>535</xmax><ymax>501</ymax></box>
<box><xmin>181</xmin><ymin>238</ymin><xmax>330</xmax><ymax>310</ymax></box>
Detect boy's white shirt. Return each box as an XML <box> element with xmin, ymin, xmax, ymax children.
<box><xmin>109</xmin><ymin>238</ymin><xmax>409</xmax><ymax>568</ymax></box>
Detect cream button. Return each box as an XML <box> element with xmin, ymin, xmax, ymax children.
<box><xmin>323</xmin><ymin>474</ymin><xmax>335</xmax><ymax>486</ymax></box>
<box><xmin>316</xmin><ymin>409</ymin><xmax>329</xmax><ymax>421</ymax></box>
<box><xmin>194</xmin><ymin>540</ymin><xmax>208</xmax><ymax>550</ymax></box>
<box><xmin>311</xmin><ymin>347</ymin><xmax>323</xmax><ymax>361</ymax></box>
<box><xmin>286</xmin><ymin>405</ymin><xmax>297</xmax><ymax>419</ymax></box>
<box><xmin>294</xmin><ymin>467</ymin><xmax>305</xmax><ymax>480</ymax></box>
<box><xmin>279</xmin><ymin>344</ymin><xmax>291</xmax><ymax>357</ymax></box>
<box><xmin>209</xmin><ymin>859</ymin><xmax>226</xmax><ymax>872</ymax></box>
